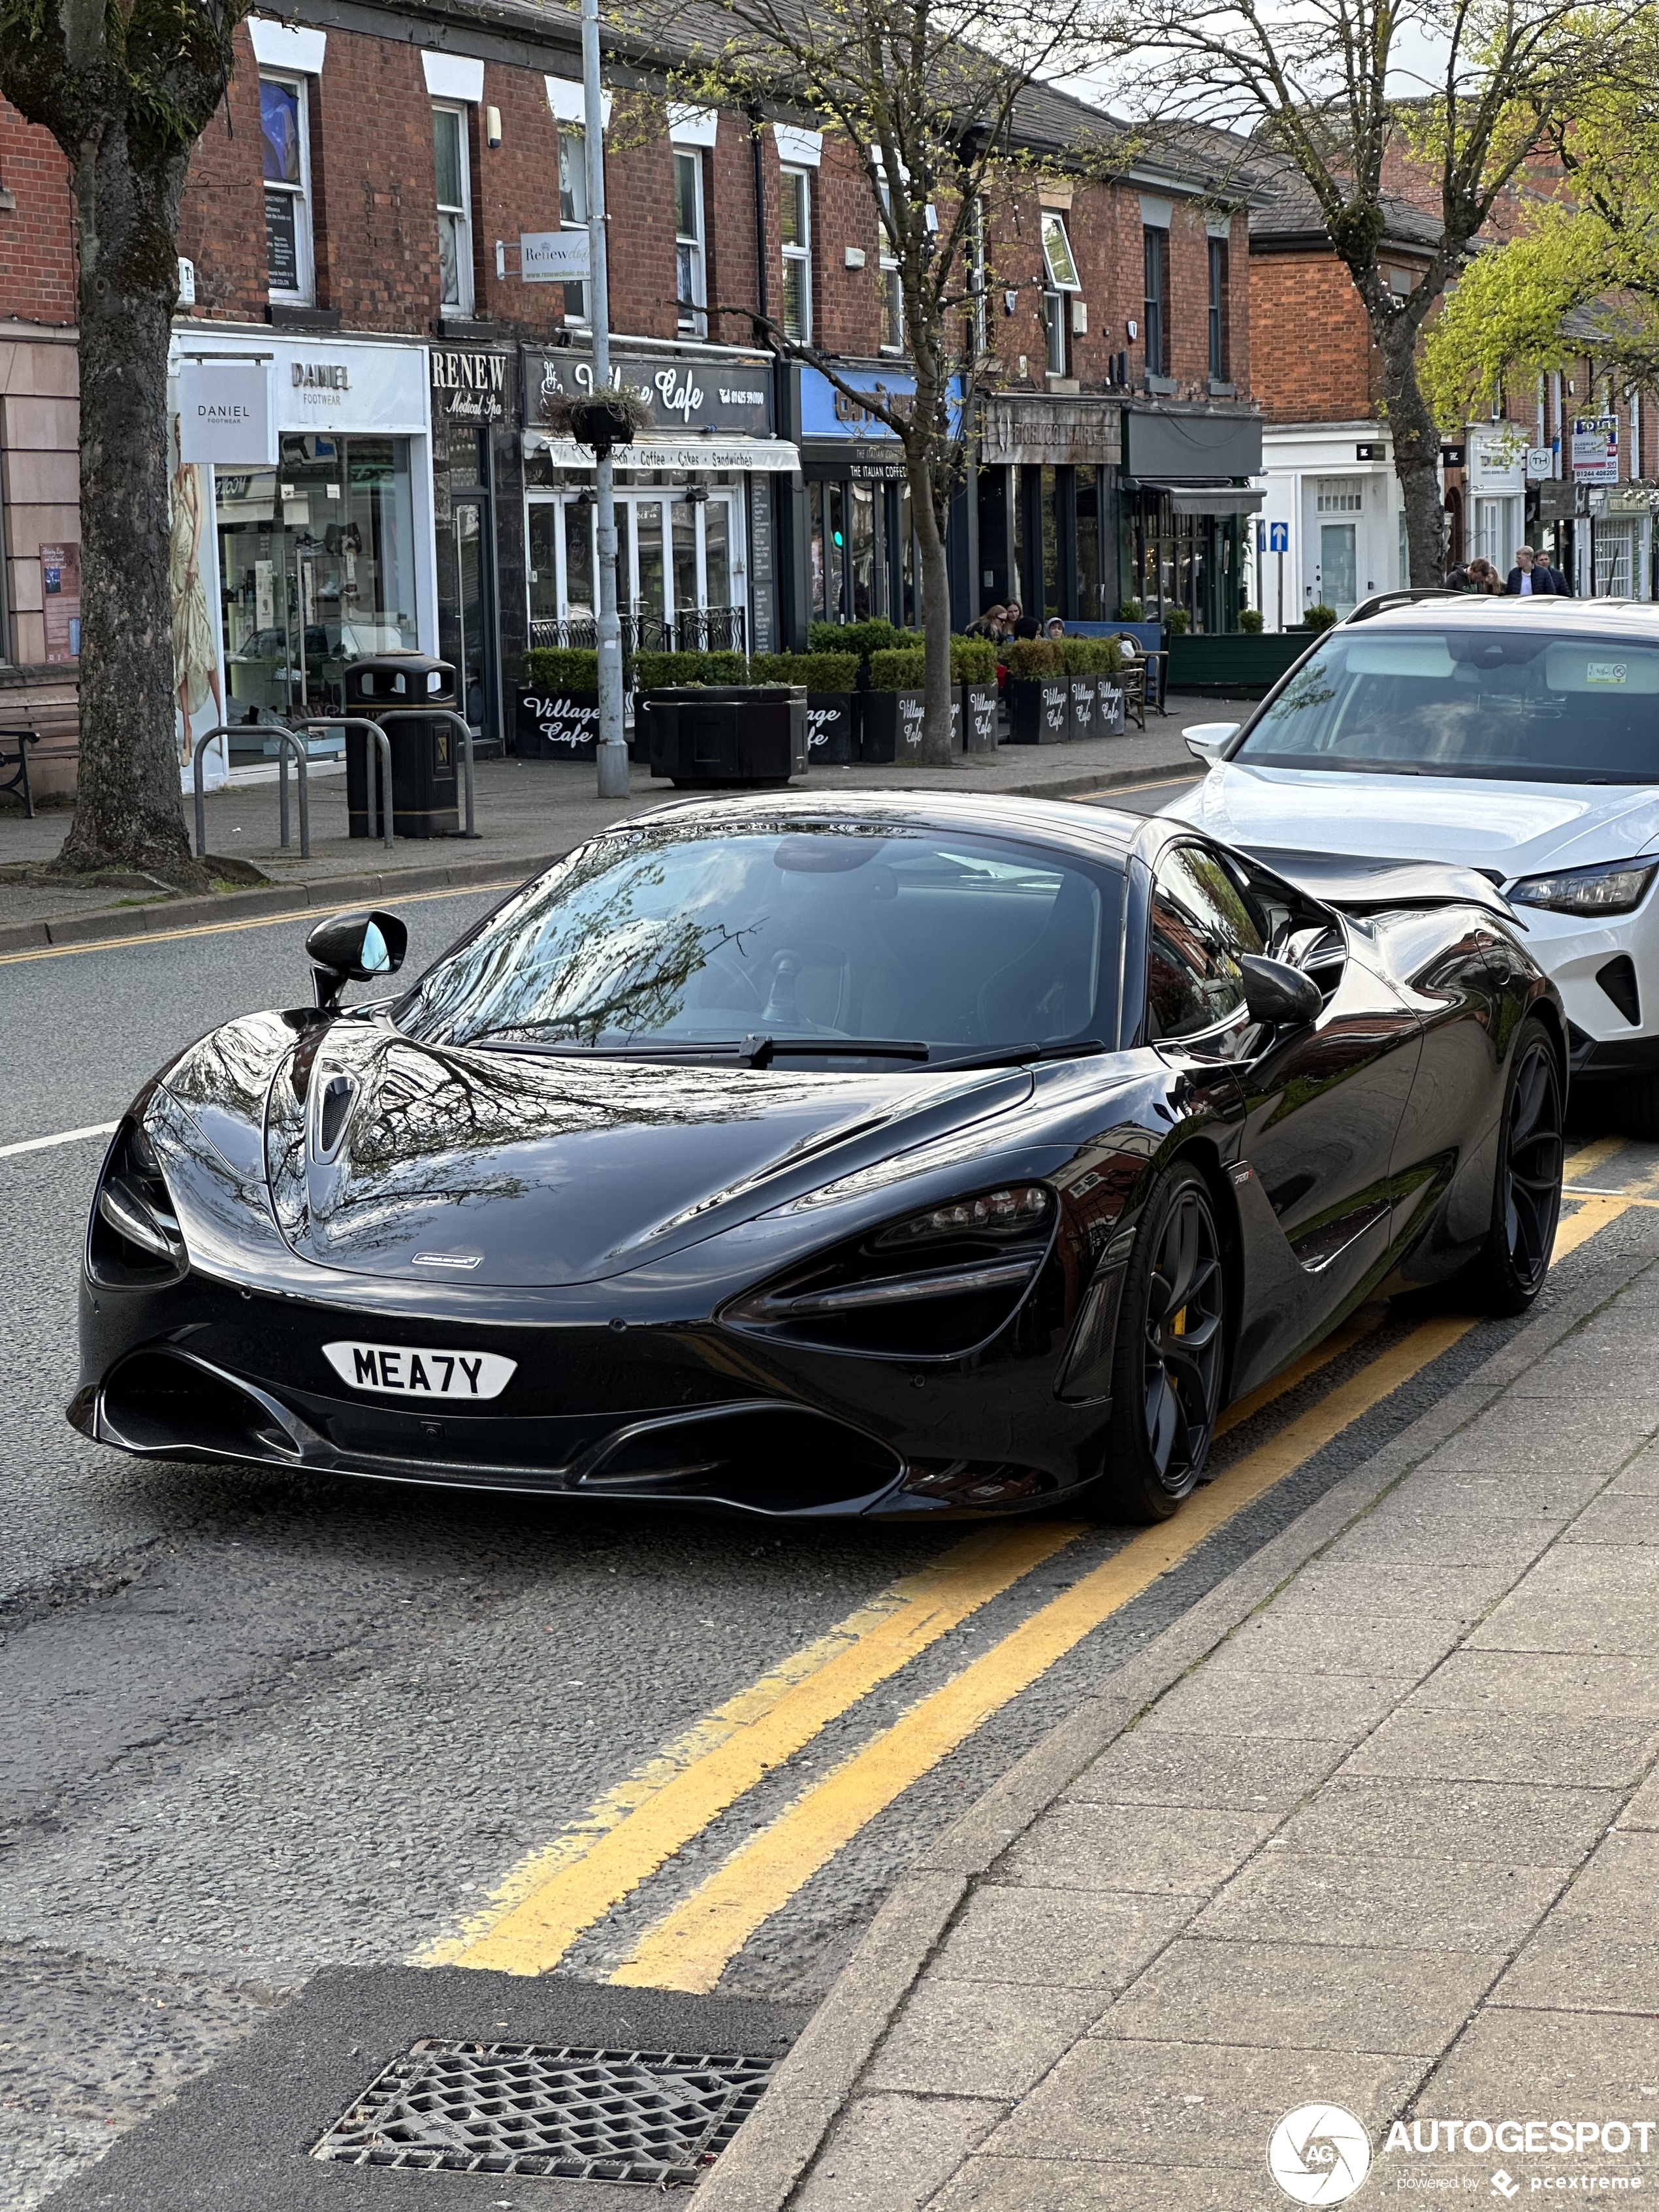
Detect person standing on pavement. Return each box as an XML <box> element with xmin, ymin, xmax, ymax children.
<box><xmin>1506</xmin><ymin>546</ymin><xmax>1560</xmax><ymax>596</ymax></box>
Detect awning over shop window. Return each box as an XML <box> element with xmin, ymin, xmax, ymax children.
<box><xmin>1147</xmin><ymin>482</ymin><xmax>1265</xmax><ymax>516</ymax></box>
<box><xmin>525</xmin><ymin>433</ymin><xmax>801</xmax><ymax>475</ymax></box>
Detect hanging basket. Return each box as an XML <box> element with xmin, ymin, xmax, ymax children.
<box><xmin>541</xmin><ymin>387</ymin><xmax>654</xmax><ymax>458</ymax></box>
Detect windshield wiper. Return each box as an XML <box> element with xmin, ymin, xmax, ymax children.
<box><xmin>461</xmin><ymin>1032</ymin><xmax>930</xmax><ymax>1066</ymax></box>
<box><xmin>738</xmin><ymin>1034</ymin><xmax>929</xmax><ymax>1066</ymax></box>
<box><xmin>930</xmin><ymin>1038</ymin><xmax>1110</xmax><ymax>1072</ymax></box>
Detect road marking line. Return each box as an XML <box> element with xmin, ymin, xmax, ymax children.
<box><xmin>0</xmin><ymin>1121</ymin><xmax>118</xmax><ymax>1160</ymax></box>
<box><xmin>1562</xmin><ymin>1135</ymin><xmax>1628</xmax><ymax>1184</ymax></box>
<box><xmin>0</xmin><ymin>877</ymin><xmax>525</xmax><ymax>966</ymax></box>
<box><xmin>433</xmin><ymin>1517</ymin><xmax>1084</xmax><ymax>1974</ymax></box>
<box><xmin>609</xmin><ymin>1315</ymin><xmax>1479</xmax><ymax>1993</ymax></box>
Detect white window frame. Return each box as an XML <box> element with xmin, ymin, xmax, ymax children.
<box><xmin>1039</xmin><ymin>211</ymin><xmax>1080</xmax><ymax>292</ymax></box>
<box><xmin>968</xmin><ymin>195</ymin><xmax>988</xmax><ymax>355</ymax></box>
<box><xmin>877</xmin><ymin>180</ymin><xmax>903</xmax><ymax>355</ymax></box>
<box><xmin>1043</xmin><ymin>290</ymin><xmax>1068</xmax><ymax>377</ymax></box>
<box><xmin>780</xmin><ymin>165</ymin><xmax>813</xmax><ymax>344</ymax></box>
<box><xmin>558</xmin><ymin>123</ymin><xmax>590</xmax><ymax>327</ymax></box>
<box><xmin>674</xmin><ymin>148</ymin><xmax>707</xmax><ymax>338</ymax></box>
<box><xmin>261</xmin><ymin>73</ymin><xmax>314</xmax><ymax>304</ymax></box>
<box><xmin>432</xmin><ymin>102</ymin><xmax>474</xmax><ymax>317</ymax></box>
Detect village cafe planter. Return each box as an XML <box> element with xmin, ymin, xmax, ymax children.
<box><xmin>643</xmin><ymin>685</ymin><xmax>808</xmax><ymax>786</ymax></box>
<box><xmin>961</xmin><ymin>682</ymin><xmax>999</xmax><ymax>753</ymax></box>
<box><xmin>1007</xmin><ymin>676</ymin><xmax>1071</xmax><ymax>744</ymax></box>
<box><xmin>805</xmin><ymin>693</ymin><xmax>858</xmax><ymax>765</ymax></box>
<box><xmin>858</xmin><ymin>687</ymin><xmax>926</xmax><ymax>761</ymax></box>
<box><xmin>514</xmin><ymin>686</ymin><xmax>600</xmax><ymax>761</ymax></box>
<box><xmin>1097</xmin><ymin>673</ymin><xmax>1127</xmax><ymax>735</ymax></box>
<box><xmin>1067</xmin><ymin>673</ymin><xmax>1101</xmax><ymax>742</ymax></box>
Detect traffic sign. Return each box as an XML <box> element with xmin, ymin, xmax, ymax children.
<box><xmin>1269</xmin><ymin>521</ymin><xmax>1289</xmax><ymax>554</ymax></box>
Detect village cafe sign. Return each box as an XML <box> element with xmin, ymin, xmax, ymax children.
<box><xmin>430</xmin><ymin>344</ymin><xmax>511</xmax><ymax>425</ymax></box>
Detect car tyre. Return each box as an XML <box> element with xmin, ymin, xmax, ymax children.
<box><xmin>1097</xmin><ymin>1161</ymin><xmax>1227</xmax><ymax>1524</ymax></box>
<box><xmin>1447</xmin><ymin>1017</ymin><xmax>1564</xmax><ymax>1316</ymax></box>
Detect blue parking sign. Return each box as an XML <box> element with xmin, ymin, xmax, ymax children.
<box><xmin>1268</xmin><ymin>521</ymin><xmax>1289</xmax><ymax>553</ymax></box>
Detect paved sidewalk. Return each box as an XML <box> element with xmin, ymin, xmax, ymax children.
<box><xmin>704</xmin><ymin>1227</ymin><xmax>1659</xmax><ymax>2211</ymax></box>
<box><xmin>0</xmin><ymin>704</ymin><xmax>1219</xmax><ymax>946</ymax></box>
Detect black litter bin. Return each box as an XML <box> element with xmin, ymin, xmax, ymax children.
<box><xmin>344</xmin><ymin>654</ymin><xmax>460</xmax><ymax>838</ymax></box>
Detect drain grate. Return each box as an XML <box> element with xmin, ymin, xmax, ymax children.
<box><xmin>312</xmin><ymin>2039</ymin><xmax>779</xmax><ymax>2187</ymax></box>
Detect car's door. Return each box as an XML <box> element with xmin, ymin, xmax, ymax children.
<box><xmin>1148</xmin><ymin>842</ymin><xmax>1423</xmax><ymax>1393</ymax></box>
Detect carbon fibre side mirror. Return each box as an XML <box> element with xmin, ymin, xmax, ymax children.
<box><xmin>1240</xmin><ymin>953</ymin><xmax>1322</xmax><ymax>1027</ymax></box>
<box><xmin>306</xmin><ymin>909</ymin><xmax>408</xmax><ymax>1012</ymax></box>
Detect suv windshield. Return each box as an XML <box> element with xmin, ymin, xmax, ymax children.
<box><xmin>397</xmin><ymin>818</ymin><xmax>1123</xmax><ymax>1062</ymax></box>
<box><xmin>1236</xmin><ymin>628</ymin><xmax>1659</xmax><ymax>784</ymax></box>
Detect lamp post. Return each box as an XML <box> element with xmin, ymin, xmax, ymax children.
<box><xmin>582</xmin><ymin>0</ymin><xmax>628</xmax><ymax>798</ymax></box>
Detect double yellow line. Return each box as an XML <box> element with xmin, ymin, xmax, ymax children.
<box><xmin>431</xmin><ymin>1140</ymin><xmax>1644</xmax><ymax>1993</ymax></box>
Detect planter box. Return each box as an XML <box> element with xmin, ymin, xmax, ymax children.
<box><xmin>1166</xmin><ymin>632</ymin><xmax>1314</xmax><ymax>698</ymax></box>
<box><xmin>805</xmin><ymin>692</ymin><xmax>858</xmax><ymax>766</ymax></box>
<box><xmin>961</xmin><ymin>683</ymin><xmax>999</xmax><ymax>754</ymax></box>
<box><xmin>642</xmin><ymin>685</ymin><xmax>807</xmax><ymax>786</ymax></box>
<box><xmin>860</xmin><ymin>689</ymin><xmax>926</xmax><ymax>763</ymax></box>
<box><xmin>1067</xmin><ymin>675</ymin><xmax>1100</xmax><ymax>743</ymax></box>
<box><xmin>515</xmin><ymin>687</ymin><xmax>600</xmax><ymax>761</ymax></box>
<box><xmin>1007</xmin><ymin>677</ymin><xmax>1071</xmax><ymax>745</ymax></box>
<box><xmin>1097</xmin><ymin>675</ymin><xmax>1127</xmax><ymax>736</ymax></box>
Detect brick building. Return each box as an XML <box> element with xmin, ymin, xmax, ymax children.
<box><xmin>1</xmin><ymin>0</ymin><xmax>1266</xmax><ymax>794</ymax></box>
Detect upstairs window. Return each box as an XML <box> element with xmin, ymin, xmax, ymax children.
<box><xmin>675</xmin><ymin>149</ymin><xmax>706</xmax><ymax>336</ymax></box>
<box><xmin>261</xmin><ymin>77</ymin><xmax>314</xmax><ymax>302</ymax></box>
<box><xmin>558</xmin><ymin>125</ymin><xmax>588</xmax><ymax>324</ymax></box>
<box><xmin>877</xmin><ymin>181</ymin><xmax>903</xmax><ymax>353</ymax></box>
<box><xmin>1142</xmin><ymin>223</ymin><xmax>1170</xmax><ymax>378</ymax></box>
<box><xmin>1040</xmin><ymin>212</ymin><xmax>1080</xmax><ymax>292</ymax></box>
<box><xmin>1208</xmin><ymin>236</ymin><xmax>1229</xmax><ymax>380</ymax></box>
<box><xmin>433</xmin><ymin>105</ymin><xmax>474</xmax><ymax>315</ymax></box>
<box><xmin>780</xmin><ymin>167</ymin><xmax>812</xmax><ymax>343</ymax></box>
<box><xmin>968</xmin><ymin>196</ymin><xmax>988</xmax><ymax>355</ymax></box>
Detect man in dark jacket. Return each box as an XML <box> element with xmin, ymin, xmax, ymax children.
<box><xmin>1506</xmin><ymin>547</ymin><xmax>1560</xmax><ymax>596</ymax></box>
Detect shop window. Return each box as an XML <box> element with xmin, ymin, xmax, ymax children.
<box><xmin>1208</xmin><ymin>237</ymin><xmax>1229</xmax><ymax>381</ymax></box>
<box><xmin>558</xmin><ymin>125</ymin><xmax>588</xmax><ymax>324</ymax></box>
<box><xmin>261</xmin><ymin>77</ymin><xmax>314</xmax><ymax>303</ymax></box>
<box><xmin>877</xmin><ymin>183</ymin><xmax>903</xmax><ymax>353</ymax></box>
<box><xmin>1076</xmin><ymin>466</ymin><xmax>1102</xmax><ymax>618</ymax></box>
<box><xmin>780</xmin><ymin>167</ymin><xmax>812</xmax><ymax>344</ymax></box>
<box><xmin>1142</xmin><ymin>224</ymin><xmax>1170</xmax><ymax>379</ymax></box>
<box><xmin>675</xmin><ymin>150</ymin><xmax>707</xmax><ymax>337</ymax></box>
<box><xmin>433</xmin><ymin>106</ymin><xmax>474</xmax><ymax>316</ymax></box>
<box><xmin>1315</xmin><ymin>479</ymin><xmax>1363</xmax><ymax>513</ymax></box>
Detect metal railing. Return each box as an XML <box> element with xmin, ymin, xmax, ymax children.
<box><xmin>378</xmin><ymin>709</ymin><xmax>479</xmax><ymax>840</ymax></box>
<box><xmin>192</xmin><ymin>722</ymin><xmax>310</xmax><ymax>860</ymax></box>
<box><xmin>304</xmin><ymin>718</ymin><xmax>393</xmax><ymax>850</ymax></box>
<box><xmin>528</xmin><ymin>606</ymin><xmax>746</xmax><ymax>655</ymax></box>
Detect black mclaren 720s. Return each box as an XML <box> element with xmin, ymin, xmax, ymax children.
<box><xmin>72</xmin><ymin>792</ymin><xmax>1566</xmax><ymax>1524</ymax></box>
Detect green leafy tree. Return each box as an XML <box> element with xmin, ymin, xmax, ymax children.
<box><xmin>0</xmin><ymin>0</ymin><xmax>248</xmax><ymax>887</ymax></box>
<box><xmin>629</xmin><ymin>0</ymin><xmax>1103</xmax><ymax>766</ymax></box>
<box><xmin>1110</xmin><ymin>0</ymin><xmax>1626</xmax><ymax>585</ymax></box>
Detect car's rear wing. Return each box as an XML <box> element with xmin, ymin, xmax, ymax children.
<box><xmin>1242</xmin><ymin>846</ymin><xmax>1524</xmax><ymax>925</ymax></box>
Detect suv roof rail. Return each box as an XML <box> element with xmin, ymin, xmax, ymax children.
<box><xmin>1342</xmin><ymin>588</ymin><xmax>1464</xmax><ymax>625</ymax></box>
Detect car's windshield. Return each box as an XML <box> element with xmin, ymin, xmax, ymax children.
<box><xmin>396</xmin><ymin>818</ymin><xmax>1123</xmax><ymax>1063</ymax></box>
<box><xmin>1236</xmin><ymin>628</ymin><xmax>1659</xmax><ymax>784</ymax></box>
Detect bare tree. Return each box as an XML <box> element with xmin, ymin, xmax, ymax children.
<box><xmin>0</xmin><ymin>0</ymin><xmax>247</xmax><ymax>887</ymax></box>
<box><xmin>630</xmin><ymin>0</ymin><xmax>1104</xmax><ymax>764</ymax></box>
<box><xmin>1104</xmin><ymin>0</ymin><xmax>1626</xmax><ymax>584</ymax></box>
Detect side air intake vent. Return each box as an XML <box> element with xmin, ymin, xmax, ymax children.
<box><xmin>1598</xmin><ymin>955</ymin><xmax>1640</xmax><ymax>1026</ymax></box>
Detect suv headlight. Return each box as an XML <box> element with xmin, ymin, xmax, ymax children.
<box><xmin>1509</xmin><ymin>858</ymin><xmax>1659</xmax><ymax>916</ymax></box>
<box><xmin>88</xmin><ymin>1119</ymin><xmax>187</xmax><ymax>1285</ymax></box>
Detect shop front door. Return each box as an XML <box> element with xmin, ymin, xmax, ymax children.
<box><xmin>438</xmin><ymin>496</ymin><xmax>498</xmax><ymax>745</ymax></box>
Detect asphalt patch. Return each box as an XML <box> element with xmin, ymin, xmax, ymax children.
<box><xmin>38</xmin><ymin>1969</ymin><xmax>811</xmax><ymax>2212</ymax></box>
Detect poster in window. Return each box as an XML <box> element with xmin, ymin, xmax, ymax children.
<box><xmin>266</xmin><ymin>189</ymin><xmax>299</xmax><ymax>291</ymax></box>
<box><xmin>40</xmin><ymin>543</ymin><xmax>80</xmax><ymax>662</ymax></box>
<box><xmin>167</xmin><ymin>408</ymin><xmax>230</xmax><ymax>795</ymax></box>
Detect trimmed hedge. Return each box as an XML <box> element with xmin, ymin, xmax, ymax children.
<box><xmin>1061</xmin><ymin>637</ymin><xmax>1122</xmax><ymax>677</ymax></box>
<box><xmin>950</xmin><ymin>636</ymin><xmax>998</xmax><ymax>684</ymax></box>
<box><xmin>748</xmin><ymin>650</ymin><xmax>860</xmax><ymax>690</ymax></box>
<box><xmin>1300</xmin><ymin>603</ymin><xmax>1339</xmax><ymax>633</ymax></box>
<box><xmin>526</xmin><ymin>647</ymin><xmax>600</xmax><ymax>691</ymax></box>
<box><xmin>1005</xmin><ymin>637</ymin><xmax>1067</xmax><ymax>679</ymax></box>
<box><xmin>631</xmin><ymin>649</ymin><xmax>749</xmax><ymax>690</ymax></box>
<box><xmin>1239</xmin><ymin>607</ymin><xmax>1264</xmax><ymax>633</ymax></box>
<box><xmin>868</xmin><ymin>649</ymin><xmax>927</xmax><ymax>690</ymax></box>
<box><xmin>807</xmin><ymin>618</ymin><xmax>924</xmax><ymax>662</ymax></box>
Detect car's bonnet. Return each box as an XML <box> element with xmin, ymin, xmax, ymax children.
<box><xmin>1166</xmin><ymin>763</ymin><xmax>1659</xmax><ymax>880</ymax></box>
<box><xmin>263</xmin><ymin>1025</ymin><xmax>1037</xmax><ymax>1287</ymax></box>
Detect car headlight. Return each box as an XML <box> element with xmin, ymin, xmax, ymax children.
<box><xmin>88</xmin><ymin>1119</ymin><xmax>187</xmax><ymax>1285</ymax></box>
<box><xmin>723</xmin><ymin>1184</ymin><xmax>1055</xmax><ymax>1356</ymax></box>
<box><xmin>1509</xmin><ymin>858</ymin><xmax>1659</xmax><ymax>916</ymax></box>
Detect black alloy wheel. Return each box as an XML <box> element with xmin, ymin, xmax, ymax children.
<box><xmin>1099</xmin><ymin>1162</ymin><xmax>1228</xmax><ymax>1523</ymax></box>
<box><xmin>1452</xmin><ymin>1016</ymin><xmax>1564</xmax><ymax>1315</ymax></box>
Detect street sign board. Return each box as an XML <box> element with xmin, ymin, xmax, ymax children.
<box><xmin>177</xmin><ymin>359</ymin><xmax>278</xmax><ymax>465</ymax></box>
<box><xmin>1268</xmin><ymin>521</ymin><xmax>1289</xmax><ymax>553</ymax></box>
<box><xmin>1526</xmin><ymin>447</ymin><xmax>1554</xmax><ymax>480</ymax></box>
<box><xmin>521</xmin><ymin>230</ymin><xmax>590</xmax><ymax>282</ymax></box>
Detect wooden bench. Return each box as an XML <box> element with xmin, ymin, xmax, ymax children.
<box><xmin>0</xmin><ymin>728</ymin><xmax>39</xmax><ymax>818</ymax></box>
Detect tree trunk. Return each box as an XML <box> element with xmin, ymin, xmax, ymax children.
<box><xmin>910</xmin><ymin>446</ymin><xmax>954</xmax><ymax>769</ymax></box>
<box><xmin>54</xmin><ymin>123</ymin><xmax>206</xmax><ymax>889</ymax></box>
<box><xmin>1376</xmin><ymin>318</ymin><xmax>1449</xmax><ymax>590</ymax></box>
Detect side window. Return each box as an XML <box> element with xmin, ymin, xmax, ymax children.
<box><xmin>1147</xmin><ymin>845</ymin><xmax>1265</xmax><ymax>1041</ymax></box>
